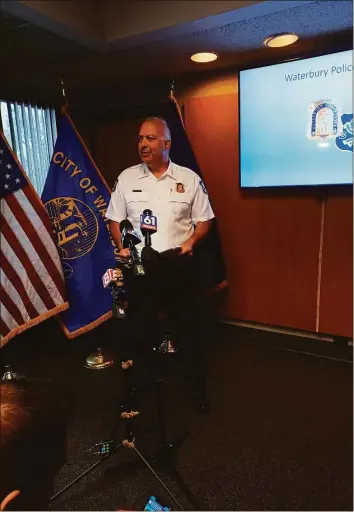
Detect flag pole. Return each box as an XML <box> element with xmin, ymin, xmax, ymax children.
<box><xmin>169</xmin><ymin>75</ymin><xmax>175</xmax><ymax>100</ymax></box>
<box><xmin>169</xmin><ymin>77</ymin><xmax>185</xmax><ymax>129</ymax></box>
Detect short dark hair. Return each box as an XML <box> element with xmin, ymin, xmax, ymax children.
<box><xmin>0</xmin><ymin>379</ymin><xmax>71</xmax><ymax>509</ymax></box>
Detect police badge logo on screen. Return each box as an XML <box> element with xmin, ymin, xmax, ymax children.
<box><xmin>335</xmin><ymin>113</ymin><xmax>353</xmax><ymax>152</ymax></box>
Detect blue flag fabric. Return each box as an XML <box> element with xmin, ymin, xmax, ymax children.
<box><xmin>153</xmin><ymin>97</ymin><xmax>227</xmax><ymax>293</ymax></box>
<box><xmin>41</xmin><ymin>114</ymin><xmax>116</xmax><ymax>338</ymax></box>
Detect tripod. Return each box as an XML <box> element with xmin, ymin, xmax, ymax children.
<box><xmin>51</xmin><ymin>332</ymin><xmax>202</xmax><ymax>511</ymax></box>
<box><xmin>110</xmin><ymin>335</ymin><xmax>201</xmax><ymax>510</ymax></box>
<box><xmin>51</xmin><ymin>251</ymin><xmax>205</xmax><ymax>510</ymax></box>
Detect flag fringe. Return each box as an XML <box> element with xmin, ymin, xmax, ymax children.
<box><xmin>58</xmin><ymin>311</ymin><xmax>113</xmax><ymax>339</ymax></box>
<box><xmin>0</xmin><ymin>302</ymin><xmax>69</xmax><ymax>348</ymax></box>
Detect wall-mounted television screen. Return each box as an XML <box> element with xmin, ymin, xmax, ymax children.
<box><xmin>239</xmin><ymin>49</ymin><xmax>353</xmax><ymax>188</ymax></box>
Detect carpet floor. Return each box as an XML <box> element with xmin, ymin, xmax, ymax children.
<box><xmin>2</xmin><ymin>318</ymin><xmax>352</xmax><ymax>511</ymax></box>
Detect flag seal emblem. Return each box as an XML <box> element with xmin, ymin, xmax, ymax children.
<box><xmin>44</xmin><ymin>197</ymin><xmax>98</xmax><ymax>260</ymax></box>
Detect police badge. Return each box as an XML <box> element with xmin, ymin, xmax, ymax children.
<box><xmin>308</xmin><ymin>99</ymin><xmax>338</xmax><ymax>143</ymax></box>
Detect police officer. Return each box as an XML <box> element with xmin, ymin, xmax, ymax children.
<box><xmin>106</xmin><ymin>117</ymin><xmax>214</xmax><ymax>412</ymax></box>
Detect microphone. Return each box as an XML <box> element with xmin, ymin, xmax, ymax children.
<box><xmin>140</xmin><ymin>210</ymin><xmax>160</xmax><ymax>265</ymax></box>
<box><xmin>120</xmin><ymin>219</ymin><xmax>145</xmax><ymax>276</ymax></box>
<box><xmin>140</xmin><ymin>209</ymin><xmax>157</xmax><ymax>247</ymax></box>
<box><xmin>102</xmin><ymin>268</ymin><xmax>120</xmax><ymax>288</ymax></box>
<box><xmin>102</xmin><ymin>267</ymin><xmax>127</xmax><ymax>319</ymax></box>
<box><xmin>120</xmin><ymin>219</ymin><xmax>141</xmax><ymax>248</ymax></box>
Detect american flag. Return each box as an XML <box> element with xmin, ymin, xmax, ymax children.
<box><xmin>0</xmin><ymin>132</ymin><xmax>68</xmax><ymax>347</ymax></box>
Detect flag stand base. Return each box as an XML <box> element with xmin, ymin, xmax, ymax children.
<box><xmin>1</xmin><ymin>364</ymin><xmax>25</xmax><ymax>380</ymax></box>
<box><xmin>84</xmin><ymin>347</ymin><xmax>115</xmax><ymax>369</ymax></box>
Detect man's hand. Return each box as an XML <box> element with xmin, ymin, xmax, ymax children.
<box><xmin>179</xmin><ymin>220</ymin><xmax>212</xmax><ymax>257</ymax></box>
<box><xmin>179</xmin><ymin>240</ymin><xmax>194</xmax><ymax>256</ymax></box>
<box><xmin>118</xmin><ymin>248</ymin><xmax>131</xmax><ymax>258</ymax></box>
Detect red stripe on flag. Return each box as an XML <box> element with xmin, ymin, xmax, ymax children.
<box><xmin>0</xmin><ymin>318</ymin><xmax>10</xmax><ymax>338</ymax></box>
<box><xmin>5</xmin><ymin>192</ymin><xmax>65</xmax><ymax>297</ymax></box>
<box><xmin>0</xmin><ymin>284</ymin><xmax>25</xmax><ymax>326</ymax></box>
<box><xmin>0</xmin><ymin>250</ymin><xmax>40</xmax><ymax>319</ymax></box>
<box><xmin>22</xmin><ymin>185</ymin><xmax>58</xmax><ymax>246</ymax></box>
<box><xmin>1</xmin><ymin>215</ymin><xmax>57</xmax><ymax>310</ymax></box>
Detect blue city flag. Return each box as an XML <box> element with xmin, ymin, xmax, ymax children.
<box><xmin>41</xmin><ymin>114</ymin><xmax>116</xmax><ymax>338</ymax></box>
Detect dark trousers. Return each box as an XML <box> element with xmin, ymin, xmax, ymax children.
<box><xmin>120</xmin><ymin>255</ymin><xmax>207</xmax><ymax>409</ymax></box>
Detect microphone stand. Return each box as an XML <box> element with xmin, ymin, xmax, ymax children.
<box><xmin>51</xmin><ymin>251</ymin><xmax>202</xmax><ymax>511</ymax></box>
<box><xmin>107</xmin><ymin>240</ymin><xmax>200</xmax><ymax>508</ymax></box>
<box><xmin>129</xmin><ymin>240</ymin><xmax>145</xmax><ymax>276</ymax></box>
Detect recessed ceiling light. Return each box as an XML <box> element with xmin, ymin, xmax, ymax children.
<box><xmin>191</xmin><ymin>52</ymin><xmax>219</xmax><ymax>63</ymax></box>
<box><xmin>264</xmin><ymin>33</ymin><xmax>299</xmax><ymax>48</ymax></box>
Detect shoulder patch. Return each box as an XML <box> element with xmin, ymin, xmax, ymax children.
<box><xmin>199</xmin><ymin>180</ymin><xmax>208</xmax><ymax>195</ymax></box>
<box><xmin>112</xmin><ymin>177</ymin><xmax>119</xmax><ymax>192</ymax></box>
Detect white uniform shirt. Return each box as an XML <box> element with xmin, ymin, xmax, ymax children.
<box><xmin>106</xmin><ymin>160</ymin><xmax>214</xmax><ymax>253</ymax></box>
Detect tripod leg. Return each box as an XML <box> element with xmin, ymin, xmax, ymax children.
<box><xmin>50</xmin><ymin>459</ymin><xmax>102</xmax><ymax>502</ymax></box>
<box><xmin>167</xmin><ymin>465</ymin><xmax>202</xmax><ymax>511</ymax></box>
<box><xmin>155</xmin><ymin>367</ymin><xmax>168</xmax><ymax>449</ymax></box>
<box><xmin>50</xmin><ymin>442</ymin><xmax>123</xmax><ymax>503</ymax></box>
<box><xmin>132</xmin><ymin>443</ymin><xmax>184</xmax><ymax>511</ymax></box>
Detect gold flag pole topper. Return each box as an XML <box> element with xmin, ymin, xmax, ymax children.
<box><xmin>169</xmin><ymin>75</ymin><xmax>175</xmax><ymax>100</ymax></box>
<box><xmin>169</xmin><ymin>77</ymin><xmax>186</xmax><ymax>130</ymax></box>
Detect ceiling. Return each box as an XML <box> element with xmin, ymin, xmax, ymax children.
<box><xmin>0</xmin><ymin>0</ymin><xmax>352</xmax><ymax>113</ymax></box>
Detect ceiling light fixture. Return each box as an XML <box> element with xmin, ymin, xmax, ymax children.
<box><xmin>191</xmin><ymin>52</ymin><xmax>219</xmax><ymax>63</ymax></box>
<box><xmin>264</xmin><ymin>33</ymin><xmax>299</xmax><ymax>48</ymax></box>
